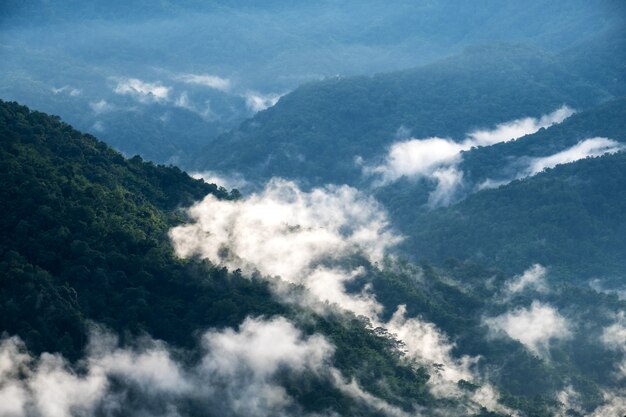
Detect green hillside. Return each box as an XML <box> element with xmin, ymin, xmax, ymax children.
<box><xmin>402</xmin><ymin>150</ymin><xmax>626</xmax><ymax>279</ymax></box>
<box><xmin>192</xmin><ymin>44</ymin><xmax>615</xmax><ymax>185</ymax></box>
<box><xmin>0</xmin><ymin>100</ymin><xmax>439</xmax><ymax>416</ymax></box>
<box><xmin>3</xmin><ymin>100</ymin><xmax>626</xmax><ymax>416</ymax></box>
<box><xmin>377</xmin><ymin>96</ymin><xmax>626</xmax><ymax>219</ymax></box>
<box><xmin>459</xmin><ymin>96</ymin><xmax>626</xmax><ymax>184</ymax></box>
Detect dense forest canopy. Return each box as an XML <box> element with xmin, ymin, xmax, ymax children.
<box><xmin>1</xmin><ymin>0</ymin><xmax>623</xmax><ymax>163</ymax></box>
<box><xmin>2</xmin><ymin>1</ymin><xmax>626</xmax><ymax>416</ymax></box>
<box><xmin>2</xmin><ymin>100</ymin><xmax>626</xmax><ymax>417</ymax></box>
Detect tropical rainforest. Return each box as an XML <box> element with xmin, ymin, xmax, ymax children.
<box><xmin>1</xmin><ymin>1</ymin><xmax>626</xmax><ymax>416</ymax></box>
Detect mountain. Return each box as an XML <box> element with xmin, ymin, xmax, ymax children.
<box><xmin>0</xmin><ymin>100</ymin><xmax>442</xmax><ymax>416</ymax></box>
<box><xmin>377</xmin><ymin>95</ymin><xmax>626</xmax><ymax>213</ymax></box>
<box><xmin>2</xmin><ymin>0</ymin><xmax>623</xmax><ymax>164</ymax></box>
<box><xmin>400</xmin><ymin>149</ymin><xmax>626</xmax><ymax>280</ymax></box>
<box><xmin>367</xmin><ymin>96</ymin><xmax>625</xmax><ymax>280</ymax></box>
<box><xmin>459</xmin><ymin>96</ymin><xmax>626</xmax><ymax>185</ymax></box>
<box><xmin>192</xmin><ymin>43</ymin><xmax>619</xmax><ymax>185</ymax></box>
<box><xmin>2</xmin><ymin>100</ymin><xmax>626</xmax><ymax>417</ymax></box>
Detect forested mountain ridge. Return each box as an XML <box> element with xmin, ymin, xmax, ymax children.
<box><xmin>378</xmin><ymin>96</ymin><xmax>626</xmax><ymax>216</ymax></box>
<box><xmin>2</xmin><ymin>101</ymin><xmax>626</xmax><ymax>416</ymax></box>
<box><xmin>0</xmin><ymin>99</ymin><xmax>232</xmax><ymax>356</ymax></box>
<box><xmin>459</xmin><ymin>96</ymin><xmax>626</xmax><ymax>184</ymax></box>
<box><xmin>2</xmin><ymin>2</ymin><xmax>626</xmax><ymax>416</ymax></box>
<box><xmin>192</xmin><ymin>42</ymin><xmax>621</xmax><ymax>185</ymax></box>
<box><xmin>0</xmin><ymin>100</ymin><xmax>443</xmax><ymax>416</ymax></box>
<box><xmin>401</xmin><ymin>149</ymin><xmax>626</xmax><ymax>280</ymax></box>
<box><xmin>5</xmin><ymin>0</ymin><xmax>621</xmax><ymax>165</ymax></box>
<box><xmin>370</xmin><ymin>96</ymin><xmax>626</xmax><ymax>279</ymax></box>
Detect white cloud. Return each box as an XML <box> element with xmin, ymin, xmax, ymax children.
<box><xmin>198</xmin><ymin>316</ymin><xmax>334</xmax><ymax>417</ymax></box>
<box><xmin>169</xmin><ymin>179</ymin><xmax>516</xmax><ymax>413</ymax></box>
<box><xmin>202</xmin><ymin>316</ymin><xmax>332</xmax><ymax>379</ymax></box>
<box><xmin>477</xmin><ymin>137</ymin><xmax>623</xmax><ymax>191</ymax></box>
<box><xmin>476</xmin><ymin>178</ymin><xmax>509</xmax><ymax>190</ymax></box>
<box><xmin>467</xmin><ymin>106</ymin><xmax>574</xmax><ymax>146</ymax></box>
<box><xmin>169</xmin><ymin>178</ymin><xmax>399</xmax><ymax>287</ymax></box>
<box><xmin>601</xmin><ymin>312</ymin><xmax>626</xmax><ymax>379</ymax></box>
<box><xmin>367</xmin><ymin>137</ymin><xmax>466</xmax><ymax>184</ymax></box>
<box><xmin>0</xmin><ymin>338</ymin><xmax>29</xmax><ymax>417</ymax></box>
<box><xmin>113</xmin><ymin>78</ymin><xmax>171</xmax><ymax>103</ymax></box>
<box><xmin>601</xmin><ymin>311</ymin><xmax>626</xmax><ymax>350</ymax></box>
<box><xmin>190</xmin><ymin>170</ymin><xmax>250</xmax><ymax>191</ymax></box>
<box><xmin>176</xmin><ymin>73</ymin><xmax>231</xmax><ymax>92</ymax></box>
<box><xmin>330</xmin><ymin>368</ymin><xmax>416</xmax><ymax>417</ymax></box>
<box><xmin>385</xmin><ymin>305</ymin><xmax>517</xmax><ymax>416</ymax></box>
<box><xmin>503</xmin><ymin>264</ymin><xmax>548</xmax><ymax>297</ymax></box>
<box><xmin>87</xmin><ymin>334</ymin><xmax>190</xmax><ymax>395</ymax></box>
<box><xmin>51</xmin><ymin>86</ymin><xmax>82</xmax><ymax>97</ymax></box>
<box><xmin>527</xmin><ymin>137</ymin><xmax>623</xmax><ymax>175</ymax></box>
<box><xmin>89</xmin><ymin>99</ymin><xmax>114</xmax><ymax>114</ymax></box>
<box><xmin>174</xmin><ymin>91</ymin><xmax>192</xmax><ymax>109</ymax></box>
<box><xmin>173</xmin><ymin>92</ymin><xmax>217</xmax><ymax>120</ymax></box>
<box><xmin>29</xmin><ymin>353</ymin><xmax>107</xmax><ymax>417</ymax></box>
<box><xmin>91</xmin><ymin>121</ymin><xmax>105</xmax><ymax>133</ymax></box>
<box><xmin>554</xmin><ymin>385</ymin><xmax>584</xmax><ymax>417</ymax></box>
<box><xmin>388</xmin><ymin>305</ymin><xmax>474</xmax><ymax>391</ymax></box>
<box><xmin>244</xmin><ymin>91</ymin><xmax>282</xmax><ymax>112</ymax></box>
<box><xmin>366</xmin><ymin>106</ymin><xmax>575</xmax><ymax>205</ymax></box>
<box><xmin>589</xmin><ymin>279</ymin><xmax>626</xmax><ymax>300</ymax></box>
<box><xmin>170</xmin><ymin>179</ymin><xmax>399</xmax><ymax>318</ymax></box>
<box><xmin>0</xmin><ymin>320</ymin><xmax>328</xmax><ymax>417</ymax></box>
<box><xmin>427</xmin><ymin>167</ymin><xmax>464</xmax><ymax>207</ymax></box>
<box><xmin>484</xmin><ymin>301</ymin><xmax>571</xmax><ymax>357</ymax></box>
<box><xmin>589</xmin><ymin>390</ymin><xmax>626</xmax><ymax>417</ymax></box>
<box><xmin>2</xmin><ymin>317</ymin><xmax>430</xmax><ymax>417</ymax></box>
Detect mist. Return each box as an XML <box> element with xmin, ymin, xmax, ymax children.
<box><xmin>2</xmin><ymin>2</ymin><xmax>626</xmax><ymax>416</ymax></box>
<box><xmin>366</xmin><ymin>106</ymin><xmax>574</xmax><ymax>206</ymax></box>
<box><xmin>484</xmin><ymin>301</ymin><xmax>571</xmax><ymax>358</ymax></box>
<box><xmin>1</xmin><ymin>318</ymin><xmax>417</xmax><ymax>417</ymax></box>
<box><xmin>1</xmin><ymin>1</ymin><xmax>617</xmax><ymax>163</ymax></box>
<box><xmin>169</xmin><ymin>178</ymin><xmax>526</xmax><ymax>414</ymax></box>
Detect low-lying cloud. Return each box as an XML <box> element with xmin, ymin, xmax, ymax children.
<box><xmin>169</xmin><ymin>179</ymin><xmax>517</xmax><ymax>413</ymax></box>
<box><xmin>478</xmin><ymin>137</ymin><xmax>624</xmax><ymax>191</ymax></box>
<box><xmin>91</xmin><ymin>121</ymin><xmax>105</xmax><ymax>133</ymax></box>
<box><xmin>244</xmin><ymin>91</ymin><xmax>283</xmax><ymax>112</ymax></box>
<box><xmin>176</xmin><ymin>73</ymin><xmax>232</xmax><ymax>92</ymax></box>
<box><xmin>526</xmin><ymin>137</ymin><xmax>623</xmax><ymax>175</ymax></box>
<box><xmin>367</xmin><ymin>137</ymin><xmax>465</xmax><ymax>184</ymax></box>
<box><xmin>174</xmin><ymin>91</ymin><xmax>217</xmax><ymax>120</ymax></box>
<box><xmin>3</xmin><ymin>317</ymin><xmax>405</xmax><ymax>417</ymax></box>
<box><xmin>502</xmin><ymin>264</ymin><xmax>548</xmax><ymax>297</ymax></box>
<box><xmin>365</xmin><ymin>106</ymin><xmax>574</xmax><ymax>205</ymax></box>
<box><xmin>191</xmin><ymin>170</ymin><xmax>250</xmax><ymax>191</ymax></box>
<box><xmin>601</xmin><ymin>312</ymin><xmax>626</xmax><ymax>378</ymax></box>
<box><xmin>484</xmin><ymin>301</ymin><xmax>571</xmax><ymax>357</ymax></box>
<box><xmin>467</xmin><ymin>106</ymin><xmax>574</xmax><ymax>146</ymax></box>
<box><xmin>51</xmin><ymin>86</ymin><xmax>81</xmax><ymax>97</ymax></box>
<box><xmin>113</xmin><ymin>78</ymin><xmax>171</xmax><ymax>103</ymax></box>
<box><xmin>170</xmin><ymin>178</ymin><xmax>398</xmax><ymax>318</ymax></box>
<box><xmin>89</xmin><ymin>99</ymin><xmax>115</xmax><ymax>115</ymax></box>
<box><xmin>170</xmin><ymin>178</ymin><xmax>399</xmax><ymax>285</ymax></box>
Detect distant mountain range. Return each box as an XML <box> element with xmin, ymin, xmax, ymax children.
<box><xmin>2</xmin><ymin>98</ymin><xmax>626</xmax><ymax>417</ymax></box>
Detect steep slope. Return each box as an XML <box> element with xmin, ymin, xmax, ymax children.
<box><xmin>3</xmin><ymin>101</ymin><xmax>626</xmax><ymax>417</ymax></box>
<box><xmin>401</xmin><ymin>149</ymin><xmax>626</xmax><ymax>279</ymax></box>
<box><xmin>460</xmin><ymin>96</ymin><xmax>626</xmax><ymax>184</ymax></box>
<box><xmin>0</xmin><ymin>99</ymin><xmax>239</xmax><ymax>357</ymax></box>
<box><xmin>0</xmin><ymin>100</ymin><xmax>440</xmax><ymax>416</ymax></box>
<box><xmin>377</xmin><ymin>96</ymin><xmax>626</xmax><ymax>214</ymax></box>
<box><xmin>380</xmin><ymin>97</ymin><xmax>626</xmax><ymax>278</ymax></box>
<box><xmin>5</xmin><ymin>0</ymin><xmax>621</xmax><ymax>164</ymax></box>
<box><xmin>192</xmin><ymin>44</ymin><xmax>616</xmax><ymax>185</ymax></box>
